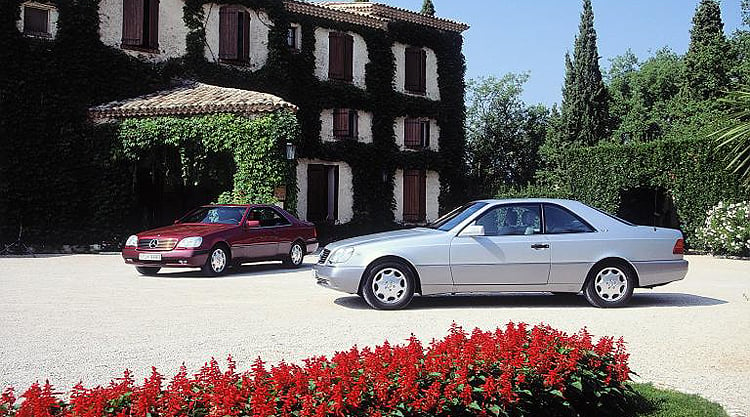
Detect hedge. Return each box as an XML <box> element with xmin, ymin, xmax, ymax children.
<box><xmin>499</xmin><ymin>137</ymin><xmax>749</xmax><ymax>246</ymax></box>
<box><xmin>0</xmin><ymin>323</ymin><xmax>634</xmax><ymax>417</ymax></box>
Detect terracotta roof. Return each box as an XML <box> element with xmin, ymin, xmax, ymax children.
<box><xmin>318</xmin><ymin>2</ymin><xmax>469</xmax><ymax>33</ymax></box>
<box><xmin>89</xmin><ymin>82</ymin><xmax>297</xmax><ymax>120</ymax></box>
<box><xmin>283</xmin><ymin>0</ymin><xmax>388</xmax><ymax>29</ymax></box>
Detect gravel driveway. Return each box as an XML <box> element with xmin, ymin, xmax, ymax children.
<box><xmin>0</xmin><ymin>254</ymin><xmax>748</xmax><ymax>415</ymax></box>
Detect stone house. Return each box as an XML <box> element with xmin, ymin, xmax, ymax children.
<box><xmin>16</xmin><ymin>0</ymin><xmax>468</xmax><ymax>225</ymax></box>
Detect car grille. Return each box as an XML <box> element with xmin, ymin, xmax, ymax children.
<box><xmin>318</xmin><ymin>249</ymin><xmax>330</xmax><ymax>264</ymax></box>
<box><xmin>138</xmin><ymin>238</ymin><xmax>178</xmax><ymax>251</ymax></box>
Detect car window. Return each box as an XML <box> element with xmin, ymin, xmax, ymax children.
<box><xmin>543</xmin><ymin>204</ymin><xmax>595</xmax><ymax>234</ymax></box>
<box><xmin>428</xmin><ymin>202</ymin><xmax>488</xmax><ymax>231</ymax></box>
<box><xmin>248</xmin><ymin>207</ymin><xmax>291</xmax><ymax>227</ymax></box>
<box><xmin>472</xmin><ymin>204</ymin><xmax>542</xmax><ymax>236</ymax></box>
<box><xmin>181</xmin><ymin>207</ymin><xmax>246</xmax><ymax>225</ymax></box>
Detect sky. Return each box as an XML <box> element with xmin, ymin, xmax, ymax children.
<box><xmin>381</xmin><ymin>0</ymin><xmax>746</xmax><ymax>106</ymax></box>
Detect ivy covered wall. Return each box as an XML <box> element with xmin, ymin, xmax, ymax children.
<box><xmin>0</xmin><ymin>0</ymin><xmax>467</xmax><ymax>245</ymax></box>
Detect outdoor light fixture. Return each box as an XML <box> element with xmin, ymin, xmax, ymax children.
<box><xmin>285</xmin><ymin>142</ymin><xmax>296</xmax><ymax>160</ymax></box>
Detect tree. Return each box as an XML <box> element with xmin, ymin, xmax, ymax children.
<box><xmin>559</xmin><ymin>0</ymin><xmax>609</xmax><ymax>146</ymax></box>
<box><xmin>684</xmin><ymin>0</ymin><xmax>732</xmax><ymax>100</ymax></box>
<box><xmin>421</xmin><ymin>0</ymin><xmax>435</xmax><ymax>16</ymax></box>
<box><xmin>714</xmin><ymin>90</ymin><xmax>750</xmax><ymax>187</ymax></box>
<box><xmin>466</xmin><ymin>73</ymin><xmax>550</xmax><ymax>196</ymax></box>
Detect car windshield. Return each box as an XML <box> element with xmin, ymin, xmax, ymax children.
<box><xmin>427</xmin><ymin>202</ymin><xmax>488</xmax><ymax>231</ymax></box>
<box><xmin>179</xmin><ymin>207</ymin><xmax>246</xmax><ymax>225</ymax></box>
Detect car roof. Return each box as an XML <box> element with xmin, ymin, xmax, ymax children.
<box><xmin>473</xmin><ymin>198</ymin><xmax>580</xmax><ymax>205</ymax></box>
<box><xmin>200</xmin><ymin>204</ymin><xmax>274</xmax><ymax>208</ymax></box>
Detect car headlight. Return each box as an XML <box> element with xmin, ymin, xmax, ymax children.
<box><xmin>328</xmin><ymin>247</ymin><xmax>355</xmax><ymax>264</ymax></box>
<box><xmin>125</xmin><ymin>235</ymin><xmax>138</xmax><ymax>247</ymax></box>
<box><xmin>176</xmin><ymin>236</ymin><xmax>203</xmax><ymax>248</ymax></box>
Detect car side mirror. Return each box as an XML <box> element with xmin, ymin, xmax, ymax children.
<box><xmin>174</xmin><ymin>219</ymin><xmax>180</xmax><ymax>224</ymax></box>
<box><xmin>460</xmin><ymin>225</ymin><xmax>485</xmax><ymax>237</ymax></box>
<box><xmin>246</xmin><ymin>220</ymin><xmax>260</xmax><ymax>228</ymax></box>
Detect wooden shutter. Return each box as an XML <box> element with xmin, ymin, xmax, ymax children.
<box><xmin>333</xmin><ymin>108</ymin><xmax>350</xmax><ymax>138</ymax></box>
<box><xmin>405</xmin><ymin>47</ymin><xmax>426</xmax><ymax>93</ymax></box>
<box><xmin>328</xmin><ymin>32</ymin><xmax>343</xmax><ymax>80</ymax></box>
<box><xmin>23</xmin><ymin>7</ymin><xmax>49</xmax><ymax>35</ymax></box>
<box><xmin>403</xmin><ymin>170</ymin><xmax>426</xmax><ymax>222</ymax></box>
<box><xmin>240</xmin><ymin>11</ymin><xmax>251</xmax><ymax>62</ymax></box>
<box><xmin>147</xmin><ymin>0</ymin><xmax>159</xmax><ymax>49</ymax></box>
<box><xmin>122</xmin><ymin>0</ymin><xmax>144</xmax><ymax>46</ymax></box>
<box><xmin>421</xmin><ymin>120</ymin><xmax>430</xmax><ymax>148</ymax></box>
<box><xmin>342</xmin><ymin>33</ymin><xmax>353</xmax><ymax>82</ymax></box>
<box><xmin>349</xmin><ymin>110</ymin><xmax>358</xmax><ymax>138</ymax></box>
<box><xmin>219</xmin><ymin>6</ymin><xmax>239</xmax><ymax>60</ymax></box>
<box><xmin>307</xmin><ymin>165</ymin><xmax>327</xmax><ymax>222</ymax></box>
<box><xmin>404</xmin><ymin>118</ymin><xmax>421</xmax><ymax>148</ymax></box>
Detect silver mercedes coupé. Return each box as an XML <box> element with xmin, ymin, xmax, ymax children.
<box><xmin>313</xmin><ymin>199</ymin><xmax>688</xmax><ymax>310</ymax></box>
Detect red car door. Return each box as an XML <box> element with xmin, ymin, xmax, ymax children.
<box><xmin>234</xmin><ymin>207</ymin><xmax>279</xmax><ymax>260</ymax></box>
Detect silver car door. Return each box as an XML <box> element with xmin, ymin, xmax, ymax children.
<box><xmin>449</xmin><ymin>204</ymin><xmax>551</xmax><ymax>285</ymax></box>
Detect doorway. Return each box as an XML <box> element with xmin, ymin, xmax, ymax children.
<box><xmin>617</xmin><ymin>187</ymin><xmax>681</xmax><ymax>229</ymax></box>
<box><xmin>307</xmin><ymin>164</ymin><xmax>339</xmax><ymax>222</ymax></box>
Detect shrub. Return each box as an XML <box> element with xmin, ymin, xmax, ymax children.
<box><xmin>0</xmin><ymin>323</ymin><xmax>634</xmax><ymax>417</ymax></box>
<box><xmin>694</xmin><ymin>201</ymin><xmax>750</xmax><ymax>256</ymax></box>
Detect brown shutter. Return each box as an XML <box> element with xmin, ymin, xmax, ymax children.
<box><xmin>307</xmin><ymin>165</ymin><xmax>327</xmax><ymax>222</ymax></box>
<box><xmin>404</xmin><ymin>170</ymin><xmax>426</xmax><ymax>222</ymax></box>
<box><xmin>349</xmin><ymin>110</ymin><xmax>358</xmax><ymax>138</ymax></box>
<box><xmin>419</xmin><ymin>49</ymin><xmax>427</xmax><ymax>92</ymax></box>
<box><xmin>422</xmin><ymin>120</ymin><xmax>430</xmax><ymax>148</ymax></box>
<box><xmin>404</xmin><ymin>118</ymin><xmax>421</xmax><ymax>148</ymax></box>
<box><xmin>219</xmin><ymin>6</ymin><xmax>239</xmax><ymax>60</ymax></box>
<box><xmin>122</xmin><ymin>0</ymin><xmax>144</xmax><ymax>46</ymax></box>
<box><xmin>343</xmin><ymin>33</ymin><xmax>353</xmax><ymax>82</ymax></box>
<box><xmin>148</xmin><ymin>0</ymin><xmax>159</xmax><ymax>49</ymax></box>
<box><xmin>328</xmin><ymin>32</ymin><xmax>343</xmax><ymax>80</ymax></box>
<box><xmin>333</xmin><ymin>108</ymin><xmax>350</xmax><ymax>138</ymax></box>
<box><xmin>405</xmin><ymin>47</ymin><xmax>427</xmax><ymax>93</ymax></box>
<box><xmin>242</xmin><ymin>11</ymin><xmax>251</xmax><ymax>61</ymax></box>
<box><xmin>23</xmin><ymin>7</ymin><xmax>49</xmax><ymax>35</ymax></box>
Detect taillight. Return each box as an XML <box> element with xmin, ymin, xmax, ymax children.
<box><xmin>313</xmin><ymin>227</ymin><xmax>317</xmax><ymax>239</ymax></box>
<box><xmin>673</xmin><ymin>238</ymin><xmax>684</xmax><ymax>255</ymax></box>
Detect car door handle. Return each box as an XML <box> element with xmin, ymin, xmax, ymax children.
<box><xmin>531</xmin><ymin>243</ymin><xmax>549</xmax><ymax>250</ymax></box>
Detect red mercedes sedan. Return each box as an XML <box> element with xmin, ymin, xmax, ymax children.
<box><xmin>122</xmin><ymin>204</ymin><xmax>318</xmax><ymax>276</ymax></box>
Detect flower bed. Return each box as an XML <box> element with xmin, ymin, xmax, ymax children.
<box><xmin>695</xmin><ymin>201</ymin><xmax>750</xmax><ymax>257</ymax></box>
<box><xmin>0</xmin><ymin>323</ymin><xmax>632</xmax><ymax>417</ymax></box>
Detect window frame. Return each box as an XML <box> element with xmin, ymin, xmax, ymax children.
<box><xmin>287</xmin><ymin>24</ymin><xmax>300</xmax><ymax>51</ymax></box>
<box><xmin>328</xmin><ymin>31</ymin><xmax>354</xmax><ymax>83</ymax></box>
<box><xmin>468</xmin><ymin>203</ymin><xmax>544</xmax><ymax>237</ymax></box>
<box><xmin>333</xmin><ymin>108</ymin><xmax>358</xmax><ymax>140</ymax></box>
<box><xmin>218</xmin><ymin>5</ymin><xmax>251</xmax><ymax>64</ymax></box>
<box><xmin>403</xmin><ymin>169</ymin><xmax>427</xmax><ymax>223</ymax></box>
<box><xmin>121</xmin><ymin>0</ymin><xmax>159</xmax><ymax>52</ymax></box>
<box><xmin>404</xmin><ymin>117</ymin><xmax>430</xmax><ymax>149</ymax></box>
<box><xmin>22</xmin><ymin>5</ymin><xmax>51</xmax><ymax>38</ymax></box>
<box><xmin>404</xmin><ymin>46</ymin><xmax>427</xmax><ymax>94</ymax></box>
<box><xmin>248</xmin><ymin>206</ymin><xmax>292</xmax><ymax>228</ymax></box>
<box><xmin>541</xmin><ymin>203</ymin><xmax>597</xmax><ymax>235</ymax></box>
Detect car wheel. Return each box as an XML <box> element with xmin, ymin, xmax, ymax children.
<box><xmin>362</xmin><ymin>261</ymin><xmax>415</xmax><ymax>310</ymax></box>
<box><xmin>583</xmin><ymin>262</ymin><xmax>635</xmax><ymax>308</ymax></box>
<box><xmin>202</xmin><ymin>245</ymin><xmax>229</xmax><ymax>276</ymax></box>
<box><xmin>283</xmin><ymin>241</ymin><xmax>305</xmax><ymax>268</ymax></box>
<box><xmin>135</xmin><ymin>266</ymin><xmax>160</xmax><ymax>276</ymax></box>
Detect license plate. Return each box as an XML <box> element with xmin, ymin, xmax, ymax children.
<box><xmin>139</xmin><ymin>253</ymin><xmax>162</xmax><ymax>261</ymax></box>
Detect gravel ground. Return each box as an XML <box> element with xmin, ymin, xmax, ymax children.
<box><xmin>0</xmin><ymin>254</ymin><xmax>748</xmax><ymax>415</ymax></box>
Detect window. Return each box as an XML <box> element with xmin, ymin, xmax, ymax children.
<box><xmin>404</xmin><ymin>118</ymin><xmax>430</xmax><ymax>149</ymax></box>
<box><xmin>328</xmin><ymin>32</ymin><xmax>353</xmax><ymax>82</ymax></box>
<box><xmin>428</xmin><ymin>202</ymin><xmax>488</xmax><ymax>231</ymax></box>
<box><xmin>248</xmin><ymin>207</ymin><xmax>291</xmax><ymax>227</ymax></box>
<box><xmin>23</xmin><ymin>6</ymin><xmax>50</xmax><ymax>37</ymax></box>
<box><xmin>543</xmin><ymin>204</ymin><xmax>595</xmax><ymax>234</ymax></box>
<box><xmin>405</xmin><ymin>47</ymin><xmax>426</xmax><ymax>94</ymax></box>
<box><xmin>287</xmin><ymin>25</ymin><xmax>299</xmax><ymax>51</ymax></box>
<box><xmin>333</xmin><ymin>108</ymin><xmax>358</xmax><ymax>139</ymax></box>
<box><xmin>122</xmin><ymin>0</ymin><xmax>159</xmax><ymax>51</ymax></box>
<box><xmin>473</xmin><ymin>205</ymin><xmax>542</xmax><ymax>236</ymax></box>
<box><xmin>219</xmin><ymin>6</ymin><xmax>250</xmax><ymax>62</ymax></box>
<box><xmin>403</xmin><ymin>170</ymin><xmax>426</xmax><ymax>223</ymax></box>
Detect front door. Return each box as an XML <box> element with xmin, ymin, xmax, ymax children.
<box><xmin>307</xmin><ymin>164</ymin><xmax>339</xmax><ymax>222</ymax></box>
<box><xmin>234</xmin><ymin>207</ymin><xmax>280</xmax><ymax>259</ymax></box>
<box><xmin>449</xmin><ymin>204</ymin><xmax>551</xmax><ymax>285</ymax></box>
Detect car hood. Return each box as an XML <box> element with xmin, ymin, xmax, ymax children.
<box><xmin>325</xmin><ymin>228</ymin><xmax>446</xmax><ymax>251</ymax></box>
<box><xmin>138</xmin><ymin>223</ymin><xmax>236</xmax><ymax>239</ymax></box>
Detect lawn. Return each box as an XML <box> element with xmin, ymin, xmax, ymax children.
<box><xmin>632</xmin><ymin>383</ymin><xmax>729</xmax><ymax>417</ymax></box>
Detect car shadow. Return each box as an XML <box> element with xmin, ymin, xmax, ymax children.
<box><xmin>333</xmin><ymin>292</ymin><xmax>727</xmax><ymax>310</ymax></box>
<box><xmin>152</xmin><ymin>261</ymin><xmax>313</xmax><ymax>279</ymax></box>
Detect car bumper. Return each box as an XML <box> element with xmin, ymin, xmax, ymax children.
<box><xmin>633</xmin><ymin>259</ymin><xmax>689</xmax><ymax>288</ymax></box>
<box><xmin>121</xmin><ymin>248</ymin><xmax>210</xmax><ymax>268</ymax></box>
<box><xmin>312</xmin><ymin>263</ymin><xmax>364</xmax><ymax>294</ymax></box>
<box><xmin>305</xmin><ymin>239</ymin><xmax>319</xmax><ymax>255</ymax></box>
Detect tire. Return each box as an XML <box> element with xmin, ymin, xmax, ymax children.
<box><xmin>135</xmin><ymin>266</ymin><xmax>160</xmax><ymax>276</ymax></box>
<box><xmin>283</xmin><ymin>241</ymin><xmax>305</xmax><ymax>268</ymax></box>
<box><xmin>361</xmin><ymin>261</ymin><xmax>415</xmax><ymax>310</ymax></box>
<box><xmin>583</xmin><ymin>261</ymin><xmax>635</xmax><ymax>308</ymax></box>
<box><xmin>202</xmin><ymin>245</ymin><xmax>229</xmax><ymax>276</ymax></box>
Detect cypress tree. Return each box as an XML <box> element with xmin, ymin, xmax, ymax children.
<box><xmin>684</xmin><ymin>0</ymin><xmax>732</xmax><ymax>100</ymax></box>
<box><xmin>421</xmin><ymin>0</ymin><xmax>435</xmax><ymax>16</ymax></box>
<box><xmin>560</xmin><ymin>0</ymin><xmax>609</xmax><ymax>145</ymax></box>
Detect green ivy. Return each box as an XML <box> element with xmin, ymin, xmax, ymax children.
<box><xmin>115</xmin><ymin>111</ymin><xmax>299</xmax><ymax>211</ymax></box>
